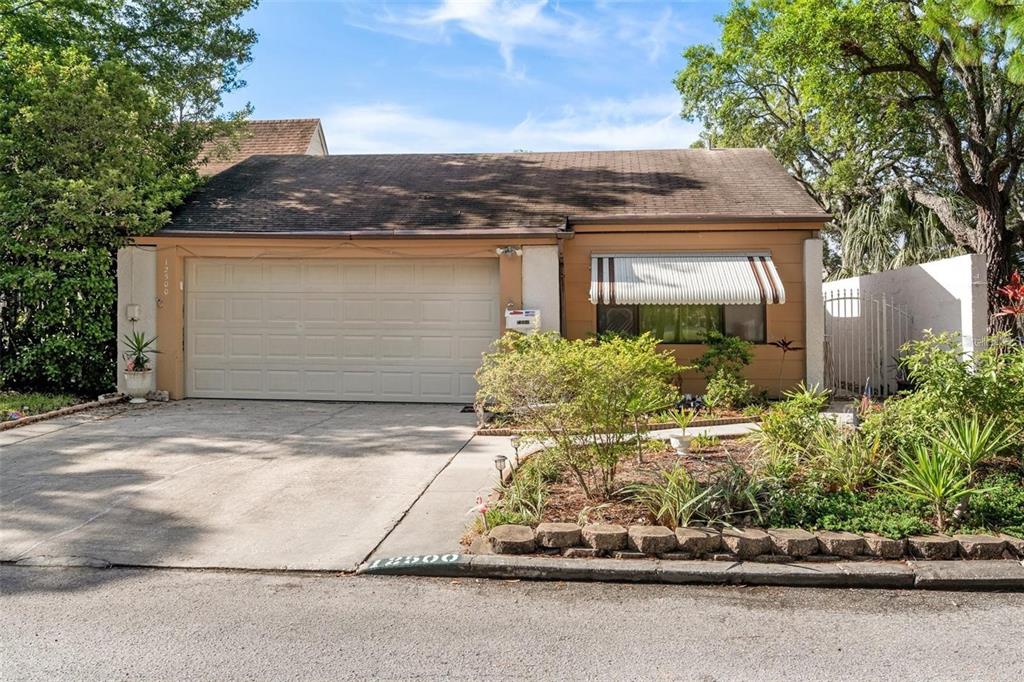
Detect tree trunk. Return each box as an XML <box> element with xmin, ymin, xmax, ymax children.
<box><xmin>974</xmin><ymin>206</ymin><xmax>1014</xmax><ymax>336</ymax></box>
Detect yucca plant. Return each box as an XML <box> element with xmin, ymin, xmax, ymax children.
<box><xmin>932</xmin><ymin>415</ymin><xmax>1019</xmax><ymax>476</ymax></box>
<box><xmin>622</xmin><ymin>466</ymin><xmax>710</xmax><ymax>529</ymax></box>
<box><xmin>886</xmin><ymin>445</ymin><xmax>980</xmax><ymax>532</ymax></box>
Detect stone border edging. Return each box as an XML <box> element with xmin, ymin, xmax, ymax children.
<box><xmin>482</xmin><ymin>523</ymin><xmax>1024</xmax><ymax>562</ymax></box>
<box><xmin>475</xmin><ymin>415</ymin><xmax>760</xmax><ymax>436</ymax></box>
<box><xmin>358</xmin><ymin>554</ymin><xmax>1024</xmax><ymax>591</ymax></box>
<box><xmin>0</xmin><ymin>394</ymin><xmax>126</xmax><ymax>432</ymax></box>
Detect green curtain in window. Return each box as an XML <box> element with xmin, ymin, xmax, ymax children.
<box><xmin>639</xmin><ymin>305</ymin><xmax>723</xmax><ymax>343</ymax></box>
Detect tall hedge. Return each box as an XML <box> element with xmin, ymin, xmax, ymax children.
<box><xmin>0</xmin><ymin>2</ymin><xmax>255</xmax><ymax>395</ymax></box>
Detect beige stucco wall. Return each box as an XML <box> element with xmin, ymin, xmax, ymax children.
<box><xmin>522</xmin><ymin>244</ymin><xmax>561</xmax><ymax>332</ymax></box>
<box><xmin>116</xmin><ymin>246</ymin><xmax>158</xmax><ymax>393</ymax></box>
<box><xmin>561</xmin><ymin>223</ymin><xmax>821</xmax><ymax>396</ymax></box>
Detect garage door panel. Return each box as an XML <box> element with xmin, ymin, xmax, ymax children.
<box><xmin>230</xmin><ymin>334</ymin><xmax>262</xmax><ymax>358</ymax></box>
<box><xmin>186</xmin><ymin>257</ymin><xmax>499</xmax><ymax>402</ymax></box>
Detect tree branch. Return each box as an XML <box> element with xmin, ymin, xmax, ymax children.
<box><xmin>902</xmin><ymin>183</ymin><xmax>974</xmax><ymax>246</ymax></box>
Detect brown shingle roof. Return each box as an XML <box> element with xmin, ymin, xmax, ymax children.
<box><xmin>165</xmin><ymin>148</ymin><xmax>829</xmax><ymax>236</ymax></box>
<box><xmin>198</xmin><ymin>119</ymin><xmax>325</xmax><ymax>176</ymax></box>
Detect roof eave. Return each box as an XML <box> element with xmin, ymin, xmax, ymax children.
<box><xmin>569</xmin><ymin>213</ymin><xmax>832</xmax><ymax>226</ymax></box>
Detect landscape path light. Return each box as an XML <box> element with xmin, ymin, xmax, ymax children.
<box><xmin>493</xmin><ymin>454</ymin><xmax>508</xmax><ymax>484</ymax></box>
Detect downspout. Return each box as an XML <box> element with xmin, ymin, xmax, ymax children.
<box><xmin>557</xmin><ymin>217</ymin><xmax>573</xmax><ymax>337</ymax></box>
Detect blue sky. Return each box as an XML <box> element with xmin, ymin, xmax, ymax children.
<box><xmin>221</xmin><ymin>1</ymin><xmax>728</xmax><ymax>153</ymax></box>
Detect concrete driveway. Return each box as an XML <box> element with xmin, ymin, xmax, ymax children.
<box><xmin>0</xmin><ymin>400</ymin><xmax>478</xmax><ymax>571</ymax></box>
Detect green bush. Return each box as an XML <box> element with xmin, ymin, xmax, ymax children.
<box><xmin>476</xmin><ymin>332</ymin><xmax>678</xmax><ymax>499</ymax></box>
<box><xmin>694</xmin><ymin>331</ymin><xmax>753</xmax><ymax>378</ymax></box>
<box><xmin>963</xmin><ymin>473</ymin><xmax>1024</xmax><ymax>537</ymax></box>
<box><xmin>703</xmin><ymin>369</ymin><xmax>755</xmax><ymax>409</ymax></box>
<box><xmin>762</xmin><ymin>485</ymin><xmax>933</xmax><ymax>538</ymax></box>
<box><xmin>751</xmin><ymin>387</ymin><xmax>832</xmax><ymax>467</ymax></box>
<box><xmin>867</xmin><ymin>332</ymin><xmax>1024</xmax><ymax>455</ymax></box>
<box><xmin>804</xmin><ymin>421</ymin><xmax>887</xmax><ymax>493</ymax></box>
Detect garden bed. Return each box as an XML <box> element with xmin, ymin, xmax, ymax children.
<box><xmin>475</xmin><ymin>413</ymin><xmax>760</xmax><ymax>436</ymax></box>
<box><xmin>470</xmin><ymin>329</ymin><xmax>1024</xmax><ymax>564</ymax></box>
<box><xmin>0</xmin><ymin>392</ymin><xmax>125</xmax><ymax>431</ymax></box>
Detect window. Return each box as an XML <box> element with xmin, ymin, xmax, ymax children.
<box><xmin>597</xmin><ymin>303</ymin><xmax>765</xmax><ymax>344</ymax></box>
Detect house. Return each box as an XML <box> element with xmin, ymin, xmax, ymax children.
<box><xmin>197</xmin><ymin>118</ymin><xmax>328</xmax><ymax>175</ymax></box>
<box><xmin>117</xmin><ymin>148</ymin><xmax>829</xmax><ymax>402</ymax></box>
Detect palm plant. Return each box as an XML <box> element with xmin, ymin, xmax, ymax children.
<box><xmin>886</xmin><ymin>445</ymin><xmax>980</xmax><ymax>532</ymax></box>
<box><xmin>121</xmin><ymin>331</ymin><xmax>158</xmax><ymax>372</ymax></box>
<box><xmin>932</xmin><ymin>415</ymin><xmax>1019</xmax><ymax>476</ymax></box>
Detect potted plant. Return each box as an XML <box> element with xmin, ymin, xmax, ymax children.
<box><xmin>122</xmin><ymin>331</ymin><xmax>158</xmax><ymax>403</ymax></box>
<box><xmin>668</xmin><ymin>409</ymin><xmax>696</xmax><ymax>455</ymax></box>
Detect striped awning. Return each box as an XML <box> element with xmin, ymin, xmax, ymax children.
<box><xmin>589</xmin><ymin>253</ymin><xmax>785</xmax><ymax>305</ymax></box>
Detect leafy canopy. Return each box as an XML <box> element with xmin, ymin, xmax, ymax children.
<box><xmin>0</xmin><ymin>0</ymin><xmax>256</xmax><ymax>394</ymax></box>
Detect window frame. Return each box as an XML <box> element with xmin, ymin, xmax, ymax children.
<box><xmin>596</xmin><ymin>302</ymin><xmax>767</xmax><ymax>345</ymax></box>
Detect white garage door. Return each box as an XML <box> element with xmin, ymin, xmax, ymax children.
<box><xmin>185</xmin><ymin>258</ymin><xmax>500</xmax><ymax>402</ymax></box>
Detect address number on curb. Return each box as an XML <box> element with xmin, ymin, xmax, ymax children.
<box><xmin>363</xmin><ymin>554</ymin><xmax>461</xmax><ymax>572</ymax></box>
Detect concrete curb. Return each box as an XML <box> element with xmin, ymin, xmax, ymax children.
<box><xmin>357</xmin><ymin>554</ymin><xmax>1024</xmax><ymax>591</ymax></box>
<box><xmin>0</xmin><ymin>394</ymin><xmax>125</xmax><ymax>431</ymax></box>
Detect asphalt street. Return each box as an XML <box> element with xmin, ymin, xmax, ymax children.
<box><xmin>2</xmin><ymin>566</ymin><xmax>1022</xmax><ymax>680</ymax></box>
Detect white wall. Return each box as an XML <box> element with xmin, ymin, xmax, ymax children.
<box><xmin>521</xmin><ymin>245</ymin><xmax>561</xmax><ymax>333</ymax></box>
<box><xmin>823</xmin><ymin>253</ymin><xmax>987</xmax><ymax>355</ymax></box>
<box><xmin>116</xmin><ymin>246</ymin><xmax>157</xmax><ymax>393</ymax></box>
<box><xmin>804</xmin><ymin>238</ymin><xmax>825</xmax><ymax>388</ymax></box>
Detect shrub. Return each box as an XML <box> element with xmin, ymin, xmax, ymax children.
<box><xmin>689</xmin><ymin>434</ymin><xmax>720</xmax><ymax>452</ymax></box>
<box><xmin>694</xmin><ymin>331</ymin><xmax>753</xmax><ymax>378</ymax></box>
<box><xmin>476</xmin><ymin>332</ymin><xmax>678</xmax><ymax>499</ymax></box>
<box><xmin>803</xmin><ymin>421</ymin><xmax>887</xmax><ymax>492</ymax></box>
<box><xmin>702</xmin><ymin>369</ymin><xmax>755</xmax><ymax>409</ymax></box>
<box><xmin>751</xmin><ymin>388</ymin><xmax>832</xmax><ymax>465</ymax></box>
<box><xmin>963</xmin><ymin>473</ymin><xmax>1024</xmax><ymax>537</ymax></box>
<box><xmin>931</xmin><ymin>415</ymin><xmax>1019</xmax><ymax>476</ymax></box>
<box><xmin>886</xmin><ymin>444</ymin><xmax>980</xmax><ymax>531</ymax></box>
<box><xmin>761</xmin><ymin>485</ymin><xmax>933</xmax><ymax>538</ymax></box>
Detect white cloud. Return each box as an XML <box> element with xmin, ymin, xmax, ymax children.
<box><xmin>340</xmin><ymin>0</ymin><xmax>685</xmax><ymax>77</ymax></box>
<box><xmin>322</xmin><ymin>93</ymin><xmax>701</xmax><ymax>154</ymax></box>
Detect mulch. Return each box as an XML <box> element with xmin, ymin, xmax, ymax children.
<box><xmin>539</xmin><ymin>438</ymin><xmax>758</xmax><ymax>527</ymax></box>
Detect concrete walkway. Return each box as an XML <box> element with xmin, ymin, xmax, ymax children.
<box><xmin>371</xmin><ymin>436</ymin><xmax>509</xmax><ymax>558</ymax></box>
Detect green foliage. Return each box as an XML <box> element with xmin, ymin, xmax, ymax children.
<box><xmin>669</xmin><ymin>409</ymin><xmax>696</xmax><ymax>431</ymax></box>
<box><xmin>863</xmin><ymin>332</ymin><xmax>1024</xmax><ymax>455</ymax></box>
<box><xmin>694</xmin><ymin>331</ymin><xmax>753</xmax><ymax>378</ymax></box>
<box><xmin>932</xmin><ymin>415</ymin><xmax>1019</xmax><ymax>475</ymax></box>
<box><xmin>624</xmin><ymin>461</ymin><xmax>762</xmax><ymax>528</ymax></box>
<box><xmin>803</xmin><ymin>421</ymin><xmax>887</xmax><ymax>493</ymax></box>
<box><xmin>482</xmin><ymin>466</ymin><xmax>548</xmax><ymax>530</ymax></box>
<box><xmin>121</xmin><ymin>331</ymin><xmax>158</xmax><ymax>372</ymax></box>
<box><xmin>751</xmin><ymin>387</ymin><xmax>832</xmax><ymax>467</ymax></box>
<box><xmin>689</xmin><ymin>434</ymin><xmax>720</xmax><ymax>452</ymax></box>
<box><xmin>623</xmin><ymin>467</ymin><xmax>709</xmax><ymax>529</ymax></box>
<box><xmin>476</xmin><ymin>332</ymin><xmax>678</xmax><ymax>499</ymax></box>
<box><xmin>1</xmin><ymin>391</ymin><xmax>80</xmax><ymax>418</ymax></box>
<box><xmin>782</xmin><ymin>382</ymin><xmax>831</xmax><ymax>413</ymax></box>
<box><xmin>675</xmin><ymin>0</ymin><xmax>1024</xmax><ymax>312</ymax></box>
<box><xmin>886</xmin><ymin>445</ymin><xmax>981</xmax><ymax>531</ymax></box>
<box><xmin>963</xmin><ymin>473</ymin><xmax>1024</xmax><ymax>537</ymax></box>
<box><xmin>702</xmin><ymin>369</ymin><xmax>755</xmax><ymax>409</ymax></box>
<box><xmin>762</xmin><ymin>485</ymin><xmax>934</xmax><ymax>538</ymax></box>
<box><xmin>0</xmin><ymin>1</ymin><xmax>256</xmax><ymax>394</ymax></box>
